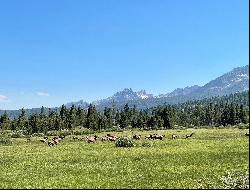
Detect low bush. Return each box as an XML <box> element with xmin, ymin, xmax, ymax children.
<box><xmin>32</xmin><ymin>133</ymin><xmax>45</xmax><ymax>137</ymax></box>
<box><xmin>115</xmin><ymin>137</ymin><xmax>136</xmax><ymax>147</ymax></box>
<box><xmin>141</xmin><ymin>142</ymin><xmax>152</xmax><ymax>147</ymax></box>
<box><xmin>0</xmin><ymin>137</ymin><xmax>12</xmax><ymax>146</ymax></box>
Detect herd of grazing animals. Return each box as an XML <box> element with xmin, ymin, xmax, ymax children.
<box><xmin>35</xmin><ymin>131</ymin><xmax>249</xmax><ymax>146</ymax></box>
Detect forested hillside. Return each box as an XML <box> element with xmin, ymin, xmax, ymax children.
<box><xmin>0</xmin><ymin>91</ymin><xmax>248</xmax><ymax>134</ymax></box>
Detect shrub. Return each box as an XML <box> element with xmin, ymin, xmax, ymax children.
<box><xmin>141</xmin><ymin>142</ymin><xmax>152</xmax><ymax>147</ymax></box>
<box><xmin>0</xmin><ymin>137</ymin><xmax>12</xmax><ymax>146</ymax></box>
<box><xmin>115</xmin><ymin>137</ymin><xmax>136</xmax><ymax>148</ymax></box>
<box><xmin>32</xmin><ymin>133</ymin><xmax>45</xmax><ymax>137</ymax></box>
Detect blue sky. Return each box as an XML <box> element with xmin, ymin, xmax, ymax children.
<box><xmin>0</xmin><ymin>0</ymin><xmax>249</xmax><ymax>110</ymax></box>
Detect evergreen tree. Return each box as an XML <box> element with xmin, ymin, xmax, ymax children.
<box><xmin>28</xmin><ymin>113</ymin><xmax>38</xmax><ymax>134</ymax></box>
<box><xmin>17</xmin><ymin>108</ymin><xmax>26</xmax><ymax>130</ymax></box>
<box><xmin>0</xmin><ymin>111</ymin><xmax>9</xmax><ymax>130</ymax></box>
<box><xmin>76</xmin><ymin>107</ymin><xmax>86</xmax><ymax>127</ymax></box>
<box><xmin>86</xmin><ymin>104</ymin><xmax>99</xmax><ymax>130</ymax></box>
<box><xmin>68</xmin><ymin>105</ymin><xmax>77</xmax><ymax>129</ymax></box>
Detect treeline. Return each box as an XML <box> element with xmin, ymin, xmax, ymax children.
<box><xmin>0</xmin><ymin>91</ymin><xmax>249</xmax><ymax>134</ymax></box>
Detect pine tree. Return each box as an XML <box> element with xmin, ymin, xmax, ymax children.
<box><xmin>76</xmin><ymin>107</ymin><xmax>86</xmax><ymax>127</ymax></box>
<box><xmin>161</xmin><ymin>107</ymin><xmax>172</xmax><ymax>129</ymax></box>
<box><xmin>17</xmin><ymin>108</ymin><xmax>26</xmax><ymax>130</ymax></box>
<box><xmin>28</xmin><ymin>113</ymin><xmax>38</xmax><ymax>134</ymax></box>
<box><xmin>104</xmin><ymin>107</ymin><xmax>112</xmax><ymax>128</ymax></box>
<box><xmin>59</xmin><ymin>105</ymin><xmax>68</xmax><ymax>130</ymax></box>
<box><xmin>38</xmin><ymin>106</ymin><xmax>48</xmax><ymax>134</ymax></box>
<box><xmin>0</xmin><ymin>111</ymin><xmax>9</xmax><ymax>130</ymax></box>
<box><xmin>68</xmin><ymin>105</ymin><xmax>77</xmax><ymax>129</ymax></box>
<box><xmin>239</xmin><ymin>104</ymin><xmax>248</xmax><ymax>124</ymax></box>
<box><xmin>86</xmin><ymin>104</ymin><xmax>99</xmax><ymax>130</ymax></box>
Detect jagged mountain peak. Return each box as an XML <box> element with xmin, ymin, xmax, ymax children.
<box><xmin>202</xmin><ymin>65</ymin><xmax>249</xmax><ymax>94</ymax></box>
<box><xmin>110</xmin><ymin>88</ymin><xmax>152</xmax><ymax>101</ymax></box>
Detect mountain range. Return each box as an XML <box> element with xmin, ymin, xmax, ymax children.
<box><xmin>66</xmin><ymin>65</ymin><xmax>249</xmax><ymax>110</ymax></box>
<box><xmin>1</xmin><ymin>65</ymin><xmax>249</xmax><ymax>118</ymax></box>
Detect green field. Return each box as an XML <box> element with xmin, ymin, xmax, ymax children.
<box><xmin>0</xmin><ymin>128</ymin><xmax>249</xmax><ymax>189</ymax></box>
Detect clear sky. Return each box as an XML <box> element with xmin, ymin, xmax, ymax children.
<box><xmin>0</xmin><ymin>0</ymin><xmax>249</xmax><ymax>110</ymax></box>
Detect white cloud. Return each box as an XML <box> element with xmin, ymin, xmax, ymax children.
<box><xmin>37</xmin><ymin>92</ymin><xmax>50</xmax><ymax>97</ymax></box>
<box><xmin>0</xmin><ymin>95</ymin><xmax>9</xmax><ymax>102</ymax></box>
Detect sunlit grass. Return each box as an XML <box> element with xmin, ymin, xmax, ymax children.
<box><xmin>0</xmin><ymin>128</ymin><xmax>249</xmax><ymax>189</ymax></box>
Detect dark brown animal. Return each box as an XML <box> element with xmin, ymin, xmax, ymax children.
<box><xmin>245</xmin><ymin>133</ymin><xmax>249</xmax><ymax>137</ymax></box>
<box><xmin>186</xmin><ymin>133</ymin><xmax>194</xmax><ymax>139</ymax></box>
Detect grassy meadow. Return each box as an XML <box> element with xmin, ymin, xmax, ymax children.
<box><xmin>0</xmin><ymin>128</ymin><xmax>249</xmax><ymax>189</ymax></box>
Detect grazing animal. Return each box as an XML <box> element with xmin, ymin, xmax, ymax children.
<box><xmin>59</xmin><ymin>135</ymin><xmax>65</xmax><ymax>140</ymax></box>
<box><xmin>154</xmin><ymin>134</ymin><xmax>164</xmax><ymax>140</ymax></box>
<box><xmin>27</xmin><ymin>138</ymin><xmax>31</xmax><ymax>142</ymax></box>
<box><xmin>48</xmin><ymin>140</ymin><xmax>56</xmax><ymax>146</ymax></box>
<box><xmin>87</xmin><ymin>136</ymin><xmax>98</xmax><ymax>143</ymax></box>
<box><xmin>79</xmin><ymin>136</ymin><xmax>87</xmax><ymax>141</ymax></box>
<box><xmin>108</xmin><ymin>136</ymin><xmax>117</xmax><ymax>141</ymax></box>
<box><xmin>186</xmin><ymin>133</ymin><xmax>194</xmax><ymax>139</ymax></box>
<box><xmin>53</xmin><ymin>139</ymin><xmax>60</xmax><ymax>145</ymax></box>
<box><xmin>101</xmin><ymin>135</ymin><xmax>117</xmax><ymax>142</ymax></box>
<box><xmin>106</xmin><ymin>134</ymin><xmax>116</xmax><ymax>138</ymax></box>
<box><xmin>133</xmin><ymin>134</ymin><xmax>141</xmax><ymax>140</ymax></box>
<box><xmin>52</xmin><ymin>136</ymin><xmax>59</xmax><ymax>141</ymax></box>
<box><xmin>40</xmin><ymin>139</ymin><xmax>47</xmax><ymax>143</ymax></box>
<box><xmin>245</xmin><ymin>133</ymin><xmax>249</xmax><ymax>137</ymax></box>
<box><xmin>43</xmin><ymin>136</ymin><xmax>48</xmax><ymax>140</ymax></box>
<box><xmin>57</xmin><ymin>137</ymin><xmax>62</xmax><ymax>142</ymax></box>
<box><xmin>73</xmin><ymin>136</ymin><xmax>80</xmax><ymax>140</ymax></box>
<box><xmin>102</xmin><ymin>136</ymin><xmax>108</xmax><ymax>142</ymax></box>
<box><xmin>145</xmin><ymin>135</ymin><xmax>151</xmax><ymax>139</ymax></box>
<box><xmin>145</xmin><ymin>134</ymin><xmax>164</xmax><ymax>140</ymax></box>
<box><xmin>172</xmin><ymin>134</ymin><xmax>178</xmax><ymax>139</ymax></box>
